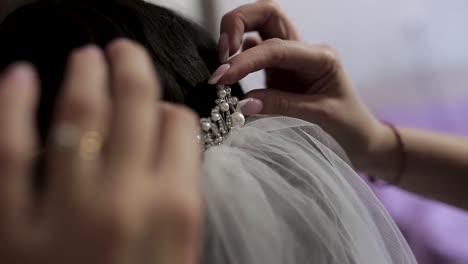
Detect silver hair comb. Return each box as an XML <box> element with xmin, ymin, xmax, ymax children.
<box><xmin>199</xmin><ymin>85</ymin><xmax>245</xmax><ymax>149</ymax></box>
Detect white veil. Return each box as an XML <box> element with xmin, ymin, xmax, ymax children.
<box><xmin>201</xmin><ymin>116</ymin><xmax>416</xmax><ymax>264</ymax></box>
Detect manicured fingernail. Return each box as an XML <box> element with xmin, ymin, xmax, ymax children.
<box><xmin>218</xmin><ymin>33</ymin><xmax>229</xmax><ymax>63</ymax></box>
<box><xmin>208</xmin><ymin>64</ymin><xmax>230</xmax><ymax>84</ymax></box>
<box><xmin>236</xmin><ymin>98</ymin><xmax>264</xmax><ymax>116</ymax></box>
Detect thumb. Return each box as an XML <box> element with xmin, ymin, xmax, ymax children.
<box><xmin>240</xmin><ymin>89</ymin><xmax>324</xmax><ymax>121</ymax></box>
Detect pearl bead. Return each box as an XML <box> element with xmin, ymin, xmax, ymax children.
<box><xmin>217</xmin><ymin>89</ymin><xmax>227</xmax><ymax>98</ymax></box>
<box><xmin>220</xmin><ymin>102</ymin><xmax>230</xmax><ymax>112</ymax></box>
<box><xmin>201</xmin><ymin>121</ymin><xmax>212</xmax><ymax>131</ymax></box>
<box><xmin>231</xmin><ymin>112</ymin><xmax>245</xmax><ymax>127</ymax></box>
<box><xmin>230</xmin><ymin>97</ymin><xmax>238</xmax><ymax>105</ymax></box>
<box><xmin>211</xmin><ymin>112</ymin><xmax>221</xmax><ymax>121</ymax></box>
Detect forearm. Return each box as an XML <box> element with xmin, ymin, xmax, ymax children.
<box><xmin>365</xmin><ymin>126</ymin><xmax>468</xmax><ymax>209</ymax></box>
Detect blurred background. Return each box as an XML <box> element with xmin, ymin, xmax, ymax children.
<box><xmin>1</xmin><ymin>0</ymin><xmax>468</xmax><ymax>263</ymax></box>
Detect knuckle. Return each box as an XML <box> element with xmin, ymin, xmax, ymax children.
<box><xmin>158</xmin><ymin>192</ymin><xmax>201</xmax><ymax>234</ymax></box>
<box><xmin>221</xmin><ymin>11</ymin><xmax>245</xmax><ymax>34</ymax></box>
<box><xmin>95</xmin><ymin>200</ymin><xmax>138</xmax><ymax>244</ymax></box>
<box><xmin>270</xmin><ymin>94</ymin><xmax>291</xmax><ymax>115</ymax></box>
<box><xmin>221</xmin><ymin>11</ymin><xmax>237</xmax><ymax>25</ymax></box>
<box><xmin>319</xmin><ymin>44</ymin><xmax>338</xmax><ymax>61</ymax></box>
<box><xmin>311</xmin><ymin>99</ymin><xmax>338</xmax><ymax>123</ymax></box>
<box><xmin>116</xmin><ymin>73</ymin><xmax>155</xmax><ymax>99</ymax></box>
<box><xmin>264</xmin><ymin>38</ymin><xmax>287</xmax><ymax>61</ymax></box>
<box><xmin>317</xmin><ymin>44</ymin><xmax>341</xmax><ymax>73</ymax></box>
<box><xmin>262</xmin><ymin>0</ymin><xmax>280</xmax><ymax>12</ymax></box>
<box><xmin>264</xmin><ymin>37</ymin><xmax>284</xmax><ymax>46</ymax></box>
<box><xmin>62</xmin><ymin>92</ymin><xmax>104</xmax><ymax>119</ymax></box>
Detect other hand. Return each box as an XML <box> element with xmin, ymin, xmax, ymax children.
<box><xmin>0</xmin><ymin>39</ymin><xmax>201</xmax><ymax>264</ymax></box>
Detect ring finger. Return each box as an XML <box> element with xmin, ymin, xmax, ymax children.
<box><xmin>46</xmin><ymin>45</ymin><xmax>109</xmax><ymax>212</ymax></box>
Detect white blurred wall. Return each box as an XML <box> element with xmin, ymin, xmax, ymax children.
<box><xmin>145</xmin><ymin>0</ymin><xmax>202</xmax><ymax>22</ymax></box>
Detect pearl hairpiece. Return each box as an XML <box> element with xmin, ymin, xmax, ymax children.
<box><xmin>199</xmin><ymin>85</ymin><xmax>245</xmax><ymax>149</ymax></box>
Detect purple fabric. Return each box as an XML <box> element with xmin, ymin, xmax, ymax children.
<box><xmin>372</xmin><ymin>185</ymin><xmax>468</xmax><ymax>263</ymax></box>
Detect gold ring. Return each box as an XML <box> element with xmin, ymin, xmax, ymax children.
<box><xmin>79</xmin><ymin>130</ymin><xmax>103</xmax><ymax>161</ymax></box>
<box><xmin>52</xmin><ymin>123</ymin><xmax>103</xmax><ymax>161</ymax></box>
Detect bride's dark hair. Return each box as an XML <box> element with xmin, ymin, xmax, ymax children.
<box><xmin>0</xmin><ymin>0</ymin><xmax>243</xmax><ymax>143</ymax></box>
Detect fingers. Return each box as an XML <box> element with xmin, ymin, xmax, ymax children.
<box><xmin>218</xmin><ymin>40</ymin><xmax>339</xmax><ymax>85</ymax></box>
<box><xmin>153</xmin><ymin>103</ymin><xmax>201</xmax><ymax>264</ymax></box>
<box><xmin>156</xmin><ymin>103</ymin><xmax>201</xmax><ymax>245</ymax></box>
<box><xmin>156</xmin><ymin>103</ymin><xmax>200</xmax><ymax>185</ymax></box>
<box><xmin>0</xmin><ymin>63</ymin><xmax>38</xmax><ymax>230</ymax></box>
<box><xmin>220</xmin><ymin>0</ymin><xmax>299</xmax><ymax>55</ymax></box>
<box><xmin>105</xmin><ymin>39</ymin><xmax>160</xmax><ymax>174</ymax></box>
<box><xmin>218</xmin><ymin>33</ymin><xmax>230</xmax><ymax>63</ymax></box>
<box><xmin>47</xmin><ymin>45</ymin><xmax>109</xmax><ymax>207</ymax></box>
<box><xmin>244</xmin><ymin>88</ymin><xmax>332</xmax><ymax>124</ymax></box>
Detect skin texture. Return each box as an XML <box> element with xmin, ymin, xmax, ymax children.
<box><xmin>214</xmin><ymin>0</ymin><xmax>468</xmax><ymax>210</ymax></box>
<box><xmin>0</xmin><ymin>39</ymin><xmax>201</xmax><ymax>264</ymax></box>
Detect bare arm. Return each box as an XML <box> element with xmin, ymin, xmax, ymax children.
<box><xmin>366</xmin><ymin>126</ymin><xmax>468</xmax><ymax>209</ymax></box>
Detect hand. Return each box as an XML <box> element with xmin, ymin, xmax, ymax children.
<box><xmin>0</xmin><ymin>39</ymin><xmax>201</xmax><ymax>264</ymax></box>
<box><xmin>213</xmin><ymin>0</ymin><xmax>391</xmax><ymax>171</ymax></box>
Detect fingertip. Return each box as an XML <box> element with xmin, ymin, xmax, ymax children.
<box><xmin>105</xmin><ymin>38</ymin><xmax>135</xmax><ymax>57</ymax></box>
<box><xmin>2</xmin><ymin>62</ymin><xmax>37</xmax><ymax>85</ymax></box>
<box><xmin>237</xmin><ymin>97</ymin><xmax>264</xmax><ymax>116</ymax></box>
<box><xmin>106</xmin><ymin>38</ymin><xmax>160</xmax><ymax>100</ymax></box>
<box><xmin>0</xmin><ymin>62</ymin><xmax>39</xmax><ymax>104</ymax></box>
<box><xmin>208</xmin><ymin>64</ymin><xmax>231</xmax><ymax>85</ymax></box>
<box><xmin>72</xmin><ymin>44</ymin><xmax>102</xmax><ymax>58</ymax></box>
<box><xmin>216</xmin><ymin>64</ymin><xmax>243</xmax><ymax>86</ymax></box>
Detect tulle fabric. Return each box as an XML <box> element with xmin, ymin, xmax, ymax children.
<box><xmin>201</xmin><ymin>116</ymin><xmax>416</xmax><ymax>264</ymax></box>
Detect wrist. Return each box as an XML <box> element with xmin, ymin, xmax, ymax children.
<box><xmin>356</xmin><ymin>122</ymin><xmax>402</xmax><ymax>182</ymax></box>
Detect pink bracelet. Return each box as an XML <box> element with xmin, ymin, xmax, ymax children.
<box><xmin>384</xmin><ymin>122</ymin><xmax>406</xmax><ymax>185</ymax></box>
<box><xmin>368</xmin><ymin>122</ymin><xmax>406</xmax><ymax>185</ymax></box>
